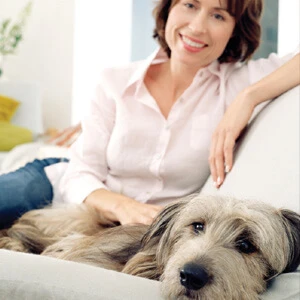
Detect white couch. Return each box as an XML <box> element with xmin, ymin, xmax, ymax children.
<box><xmin>0</xmin><ymin>81</ymin><xmax>43</xmax><ymax>168</ymax></box>
<box><xmin>0</xmin><ymin>86</ymin><xmax>299</xmax><ymax>299</ymax></box>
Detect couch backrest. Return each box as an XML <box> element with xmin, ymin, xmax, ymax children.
<box><xmin>201</xmin><ymin>86</ymin><xmax>300</xmax><ymax>212</ymax></box>
<box><xmin>0</xmin><ymin>81</ymin><xmax>44</xmax><ymax>135</ymax></box>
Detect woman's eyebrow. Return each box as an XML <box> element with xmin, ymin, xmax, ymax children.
<box><xmin>214</xmin><ymin>7</ymin><xmax>229</xmax><ymax>12</ymax></box>
<box><xmin>192</xmin><ymin>0</ymin><xmax>229</xmax><ymax>12</ymax></box>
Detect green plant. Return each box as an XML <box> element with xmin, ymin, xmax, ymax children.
<box><xmin>0</xmin><ymin>1</ymin><xmax>33</xmax><ymax>56</ymax></box>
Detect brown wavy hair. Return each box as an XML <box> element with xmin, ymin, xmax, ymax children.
<box><xmin>153</xmin><ymin>0</ymin><xmax>263</xmax><ymax>63</ymax></box>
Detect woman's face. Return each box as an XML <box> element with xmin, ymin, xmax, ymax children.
<box><xmin>165</xmin><ymin>0</ymin><xmax>235</xmax><ymax>68</ymax></box>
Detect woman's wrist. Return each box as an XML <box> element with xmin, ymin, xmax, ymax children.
<box><xmin>84</xmin><ymin>188</ymin><xmax>132</xmax><ymax>222</ymax></box>
<box><xmin>239</xmin><ymin>86</ymin><xmax>259</xmax><ymax>109</ymax></box>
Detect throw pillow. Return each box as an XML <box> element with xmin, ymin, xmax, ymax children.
<box><xmin>0</xmin><ymin>94</ymin><xmax>20</xmax><ymax>122</ymax></box>
<box><xmin>0</xmin><ymin>121</ymin><xmax>33</xmax><ymax>151</ymax></box>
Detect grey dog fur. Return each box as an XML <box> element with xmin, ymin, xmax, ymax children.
<box><xmin>1</xmin><ymin>195</ymin><xmax>299</xmax><ymax>300</ymax></box>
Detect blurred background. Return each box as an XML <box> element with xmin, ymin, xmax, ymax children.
<box><xmin>0</xmin><ymin>0</ymin><xmax>299</xmax><ymax>130</ymax></box>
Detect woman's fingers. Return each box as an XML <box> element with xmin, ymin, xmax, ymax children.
<box><xmin>223</xmin><ymin>131</ymin><xmax>235</xmax><ymax>173</ymax></box>
<box><xmin>48</xmin><ymin>124</ymin><xmax>82</xmax><ymax>147</ymax></box>
<box><xmin>214</xmin><ymin>130</ymin><xmax>226</xmax><ymax>187</ymax></box>
<box><xmin>209</xmin><ymin>128</ymin><xmax>226</xmax><ymax>188</ymax></box>
<box><xmin>209</xmin><ymin>133</ymin><xmax>218</xmax><ymax>185</ymax></box>
<box><xmin>210</xmin><ymin>91</ymin><xmax>256</xmax><ymax>188</ymax></box>
<box><xmin>209</xmin><ymin>127</ymin><xmax>236</xmax><ymax>188</ymax></box>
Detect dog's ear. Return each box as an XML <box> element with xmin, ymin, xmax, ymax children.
<box><xmin>123</xmin><ymin>199</ymin><xmax>189</xmax><ymax>279</ymax></box>
<box><xmin>142</xmin><ymin>198</ymin><xmax>189</xmax><ymax>248</ymax></box>
<box><xmin>280</xmin><ymin>209</ymin><xmax>300</xmax><ymax>273</ymax></box>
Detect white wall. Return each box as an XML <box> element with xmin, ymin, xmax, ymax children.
<box><xmin>0</xmin><ymin>0</ymin><xmax>133</xmax><ymax>128</ymax></box>
<box><xmin>72</xmin><ymin>0</ymin><xmax>132</xmax><ymax>124</ymax></box>
<box><xmin>278</xmin><ymin>0</ymin><xmax>300</xmax><ymax>56</ymax></box>
<box><xmin>0</xmin><ymin>0</ymin><xmax>75</xmax><ymax>130</ymax></box>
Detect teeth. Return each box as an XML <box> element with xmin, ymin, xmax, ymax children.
<box><xmin>182</xmin><ymin>36</ymin><xmax>205</xmax><ymax>48</ymax></box>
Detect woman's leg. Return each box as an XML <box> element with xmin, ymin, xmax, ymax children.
<box><xmin>0</xmin><ymin>158</ymin><xmax>68</xmax><ymax>229</ymax></box>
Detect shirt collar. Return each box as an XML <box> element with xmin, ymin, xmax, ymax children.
<box><xmin>122</xmin><ymin>47</ymin><xmax>168</xmax><ymax>98</ymax></box>
<box><xmin>122</xmin><ymin>48</ymin><xmax>222</xmax><ymax>97</ymax></box>
<box><xmin>194</xmin><ymin>59</ymin><xmax>221</xmax><ymax>79</ymax></box>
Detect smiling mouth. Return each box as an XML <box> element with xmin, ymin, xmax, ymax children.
<box><xmin>180</xmin><ymin>34</ymin><xmax>207</xmax><ymax>49</ymax></box>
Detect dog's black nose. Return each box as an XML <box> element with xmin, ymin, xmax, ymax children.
<box><xmin>180</xmin><ymin>263</ymin><xmax>209</xmax><ymax>290</ymax></box>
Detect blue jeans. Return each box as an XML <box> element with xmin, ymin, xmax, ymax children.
<box><xmin>0</xmin><ymin>158</ymin><xmax>68</xmax><ymax>229</ymax></box>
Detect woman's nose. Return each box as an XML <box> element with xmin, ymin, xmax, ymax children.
<box><xmin>188</xmin><ymin>12</ymin><xmax>208</xmax><ymax>34</ymax></box>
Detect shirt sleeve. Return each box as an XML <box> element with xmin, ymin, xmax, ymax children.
<box><xmin>59</xmin><ymin>75</ymin><xmax>116</xmax><ymax>204</ymax></box>
<box><xmin>224</xmin><ymin>46</ymin><xmax>300</xmax><ymax>108</ymax></box>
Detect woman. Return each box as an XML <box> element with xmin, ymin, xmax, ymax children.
<box><xmin>1</xmin><ymin>0</ymin><xmax>299</xmax><ymax>228</ymax></box>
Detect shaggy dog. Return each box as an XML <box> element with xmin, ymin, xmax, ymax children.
<box><xmin>1</xmin><ymin>195</ymin><xmax>300</xmax><ymax>300</ymax></box>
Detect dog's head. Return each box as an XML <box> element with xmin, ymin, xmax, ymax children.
<box><xmin>144</xmin><ymin>195</ymin><xmax>300</xmax><ymax>300</ymax></box>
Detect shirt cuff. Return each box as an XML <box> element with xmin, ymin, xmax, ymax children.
<box><xmin>59</xmin><ymin>173</ymin><xmax>108</xmax><ymax>204</ymax></box>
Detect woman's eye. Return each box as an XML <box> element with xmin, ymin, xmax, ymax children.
<box><xmin>192</xmin><ymin>222</ymin><xmax>205</xmax><ymax>234</ymax></box>
<box><xmin>236</xmin><ymin>240</ymin><xmax>257</xmax><ymax>254</ymax></box>
<box><xmin>213</xmin><ymin>14</ymin><xmax>225</xmax><ymax>21</ymax></box>
<box><xmin>184</xmin><ymin>3</ymin><xmax>195</xmax><ymax>9</ymax></box>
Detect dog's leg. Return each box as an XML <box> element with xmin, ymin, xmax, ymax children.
<box><xmin>42</xmin><ymin>225</ymin><xmax>148</xmax><ymax>271</ymax></box>
<box><xmin>0</xmin><ymin>222</ymin><xmax>59</xmax><ymax>253</ymax></box>
<box><xmin>0</xmin><ymin>204</ymin><xmax>115</xmax><ymax>254</ymax></box>
<box><xmin>0</xmin><ymin>229</ymin><xmax>31</xmax><ymax>252</ymax></box>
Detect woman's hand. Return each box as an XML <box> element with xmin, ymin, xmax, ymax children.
<box><xmin>209</xmin><ymin>90</ymin><xmax>255</xmax><ymax>188</ymax></box>
<box><xmin>84</xmin><ymin>189</ymin><xmax>163</xmax><ymax>225</ymax></box>
<box><xmin>47</xmin><ymin>123</ymin><xmax>82</xmax><ymax>147</ymax></box>
<box><xmin>114</xmin><ymin>198</ymin><xmax>163</xmax><ymax>225</ymax></box>
<box><xmin>209</xmin><ymin>53</ymin><xmax>300</xmax><ymax>188</ymax></box>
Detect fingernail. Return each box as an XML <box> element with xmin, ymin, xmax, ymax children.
<box><xmin>225</xmin><ymin>165</ymin><xmax>230</xmax><ymax>173</ymax></box>
<box><xmin>217</xmin><ymin>177</ymin><xmax>221</xmax><ymax>185</ymax></box>
<box><xmin>213</xmin><ymin>181</ymin><xmax>218</xmax><ymax>187</ymax></box>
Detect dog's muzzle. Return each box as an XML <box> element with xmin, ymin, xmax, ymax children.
<box><xmin>180</xmin><ymin>262</ymin><xmax>210</xmax><ymax>290</ymax></box>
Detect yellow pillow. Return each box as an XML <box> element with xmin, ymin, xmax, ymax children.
<box><xmin>0</xmin><ymin>121</ymin><xmax>33</xmax><ymax>151</ymax></box>
<box><xmin>0</xmin><ymin>94</ymin><xmax>20</xmax><ymax>122</ymax></box>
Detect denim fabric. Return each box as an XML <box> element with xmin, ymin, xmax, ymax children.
<box><xmin>0</xmin><ymin>158</ymin><xmax>68</xmax><ymax>229</ymax></box>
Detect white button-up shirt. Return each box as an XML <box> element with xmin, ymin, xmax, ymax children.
<box><xmin>45</xmin><ymin>47</ymin><xmax>297</xmax><ymax>206</ymax></box>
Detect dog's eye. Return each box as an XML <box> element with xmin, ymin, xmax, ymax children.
<box><xmin>236</xmin><ymin>240</ymin><xmax>257</xmax><ymax>254</ymax></box>
<box><xmin>192</xmin><ymin>222</ymin><xmax>205</xmax><ymax>234</ymax></box>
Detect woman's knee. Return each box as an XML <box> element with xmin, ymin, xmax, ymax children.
<box><xmin>0</xmin><ymin>159</ymin><xmax>56</xmax><ymax>228</ymax></box>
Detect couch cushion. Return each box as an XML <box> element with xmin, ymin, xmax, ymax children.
<box><xmin>0</xmin><ymin>94</ymin><xmax>20</xmax><ymax>122</ymax></box>
<box><xmin>0</xmin><ymin>250</ymin><xmax>162</xmax><ymax>300</ymax></box>
<box><xmin>0</xmin><ymin>121</ymin><xmax>33</xmax><ymax>151</ymax></box>
<box><xmin>201</xmin><ymin>86</ymin><xmax>299</xmax><ymax>212</ymax></box>
<box><xmin>0</xmin><ymin>249</ymin><xmax>299</xmax><ymax>300</ymax></box>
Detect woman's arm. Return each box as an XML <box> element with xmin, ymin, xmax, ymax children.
<box><xmin>247</xmin><ymin>53</ymin><xmax>300</xmax><ymax>105</ymax></box>
<box><xmin>209</xmin><ymin>53</ymin><xmax>300</xmax><ymax>187</ymax></box>
<box><xmin>60</xmin><ymin>77</ymin><xmax>162</xmax><ymax>225</ymax></box>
